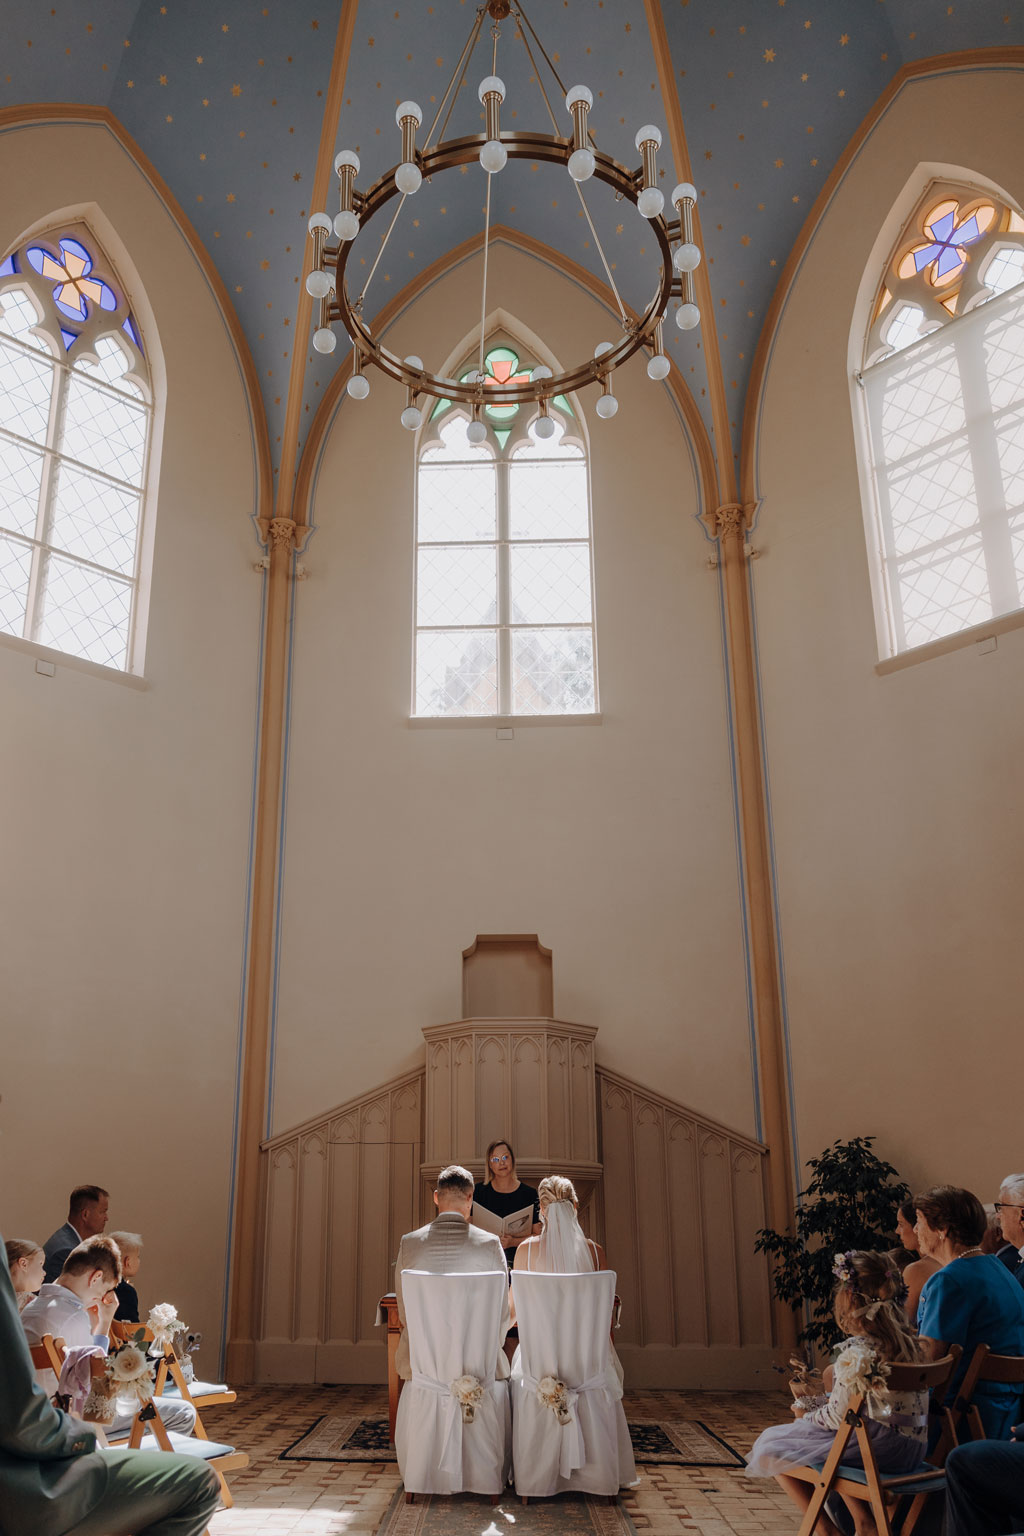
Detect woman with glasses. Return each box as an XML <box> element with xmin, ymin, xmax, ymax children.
<box><xmin>472</xmin><ymin>1140</ymin><xmax>541</xmax><ymax>1270</ymax></box>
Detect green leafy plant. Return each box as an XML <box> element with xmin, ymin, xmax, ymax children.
<box><xmin>755</xmin><ymin>1136</ymin><xmax>910</xmax><ymax>1352</ymax></box>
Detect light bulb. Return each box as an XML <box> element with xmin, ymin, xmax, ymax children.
<box><xmin>479</xmin><ymin>140</ymin><xmax>507</xmax><ymax>174</ymax></box>
<box><xmin>307</xmin><ymin>212</ymin><xmax>332</xmax><ymax>236</ymax></box>
<box><xmin>395</xmin><ymin>161</ymin><xmax>422</xmax><ymax>196</ymax></box>
<box><xmin>637</xmin><ymin>186</ymin><xmax>665</xmax><ymax>219</ymax></box>
<box><xmin>673</xmin><ymin>242</ymin><xmax>702</xmax><ymax>273</ymax></box>
<box><xmin>635</xmin><ymin>124</ymin><xmax>663</xmax><ymax>152</ymax></box>
<box><xmin>347</xmin><ymin>373</ymin><xmax>370</xmax><ymax>400</ymax></box>
<box><xmin>466</xmin><ymin>419</ymin><xmax>488</xmax><ymax>445</ymax></box>
<box><xmin>593</xmin><ymin>341</ymin><xmax>614</xmax><ymax>360</ymax></box>
<box><xmin>401</xmin><ymin>405</ymin><xmax>422</xmax><ymax>431</ymax></box>
<box><xmin>676</xmin><ymin>302</ymin><xmax>701</xmax><ymax>331</ymax></box>
<box><xmin>568</xmin><ymin>148</ymin><xmax>595</xmax><ymax>182</ymax></box>
<box><xmin>647</xmin><ymin>353</ymin><xmax>671</xmax><ymax>381</ymax></box>
<box><xmin>335</xmin><ymin>150</ymin><xmax>360</xmax><ymax>176</ymax></box>
<box><xmin>404</xmin><ymin>355</ymin><xmax>424</xmax><ymax>370</ymax></box>
<box><xmin>532</xmin><ymin>365</ymin><xmax>553</xmax><ymax>382</ymax></box>
<box><xmin>305</xmin><ymin>269</ymin><xmax>331</xmax><ymax>299</ymax></box>
<box><xmin>395</xmin><ymin>100</ymin><xmax>423</xmax><ymax>127</ymax></box>
<box><xmin>477</xmin><ymin>75</ymin><xmax>506</xmax><ymax>104</ymax></box>
<box><xmin>313</xmin><ymin>327</ymin><xmax>336</xmax><ymax>354</ymax></box>
<box><xmin>596</xmin><ymin>392</ymin><xmax>618</xmax><ymax>419</ymax></box>
<box><xmin>334</xmin><ymin>209</ymin><xmax>359</xmax><ymax>242</ymax></box>
<box><xmin>532</xmin><ymin>415</ymin><xmax>556</xmax><ymax>440</ymax></box>
<box><xmin>672</xmin><ymin>181</ymin><xmax>697</xmax><ymax>206</ymax></box>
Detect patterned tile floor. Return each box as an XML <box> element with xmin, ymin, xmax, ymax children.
<box><xmin>206</xmin><ymin>1385</ymin><xmax>796</xmax><ymax>1536</ymax></box>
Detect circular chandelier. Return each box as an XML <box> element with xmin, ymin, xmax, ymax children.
<box><xmin>303</xmin><ymin>0</ymin><xmax>704</xmax><ymax>436</ymax></box>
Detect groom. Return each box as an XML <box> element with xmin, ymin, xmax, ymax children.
<box><xmin>393</xmin><ymin>1164</ymin><xmax>511</xmax><ymax>1380</ymax></box>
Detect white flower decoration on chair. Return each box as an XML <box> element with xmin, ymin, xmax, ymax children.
<box><xmin>834</xmin><ymin>1339</ymin><xmax>891</xmax><ymax>1411</ymax></box>
<box><xmin>147</xmin><ymin>1302</ymin><xmax>187</xmax><ymax>1351</ymax></box>
<box><xmin>105</xmin><ymin>1341</ymin><xmax>155</xmax><ymax>1405</ymax></box>
<box><xmin>536</xmin><ymin>1374</ymin><xmax>574</xmax><ymax>1426</ymax></box>
<box><xmin>450</xmin><ymin>1373</ymin><xmax>484</xmax><ymax>1423</ymax></box>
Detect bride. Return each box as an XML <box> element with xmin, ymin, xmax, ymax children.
<box><xmin>511</xmin><ymin>1175</ymin><xmax>623</xmax><ymax>1385</ymax></box>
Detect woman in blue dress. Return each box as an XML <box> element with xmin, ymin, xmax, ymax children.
<box><xmin>914</xmin><ymin>1184</ymin><xmax>1024</xmax><ymax>1439</ymax></box>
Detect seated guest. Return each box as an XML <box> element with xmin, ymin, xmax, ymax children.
<box><xmin>22</xmin><ymin>1238</ymin><xmax>196</xmax><ymax>1440</ymax></box>
<box><xmin>981</xmin><ymin>1207</ymin><xmax>1008</xmax><ymax>1256</ymax></box>
<box><xmin>944</xmin><ymin>1431</ymin><xmax>1024</xmax><ymax>1536</ymax></box>
<box><xmin>995</xmin><ymin>1173</ymin><xmax>1024</xmax><ymax>1285</ymax></box>
<box><xmin>108</xmin><ymin>1232</ymin><xmax>143</xmax><ymax>1323</ymax></box>
<box><xmin>6</xmin><ymin>1238</ymin><xmax>45</xmax><ymax>1313</ymax></box>
<box><xmin>472</xmin><ymin>1140</ymin><xmax>541</xmax><ymax>1271</ymax></box>
<box><xmin>0</xmin><ymin>1226</ymin><xmax>219</xmax><ymax>1536</ymax></box>
<box><xmin>892</xmin><ymin>1199</ymin><xmax>940</xmax><ymax>1325</ymax></box>
<box><xmin>746</xmin><ymin>1251</ymin><xmax>927</xmax><ymax>1536</ymax></box>
<box><xmin>915</xmin><ymin>1184</ymin><xmax>1024</xmax><ymax>1438</ymax></box>
<box><xmin>394</xmin><ymin>1164</ymin><xmax>511</xmax><ymax>1381</ymax></box>
<box><xmin>42</xmin><ymin>1186</ymin><xmax>110</xmax><ymax>1283</ymax></box>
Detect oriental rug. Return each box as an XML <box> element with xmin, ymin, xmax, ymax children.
<box><xmin>282</xmin><ymin>1414</ymin><xmax>744</xmax><ymax>1467</ymax></box>
<box><xmin>375</xmin><ymin>1486</ymin><xmax>638</xmax><ymax>1536</ymax></box>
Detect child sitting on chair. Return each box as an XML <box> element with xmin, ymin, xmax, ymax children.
<box><xmin>109</xmin><ymin>1232</ymin><xmax>143</xmax><ymax>1323</ymax></box>
<box><xmin>746</xmin><ymin>1250</ymin><xmax>927</xmax><ymax>1536</ymax></box>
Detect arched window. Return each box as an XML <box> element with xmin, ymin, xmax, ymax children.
<box><xmin>0</xmin><ymin>226</ymin><xmax>152</xmax><ymax>672</ymax></box>
<box><xmin>858</xmin><ymin>182</ymin><xmax>1024</xmax><ymax>655</ymax></box>
<box><xmin>413</xmin><ymin>341</ymin><xmax>597</xmax><ymax>717</ymax></box>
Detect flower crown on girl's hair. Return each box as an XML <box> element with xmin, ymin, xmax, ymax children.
<box><xmin>832</xmin><ymin>1251</ymin><xmax>908</xmax><ymax>1312</ymax></box>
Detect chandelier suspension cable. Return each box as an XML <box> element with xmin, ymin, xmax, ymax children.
<box><xmin>477</xmin><ymin>20</ymin><xmax>501</xmax><ymax>379</ymax></box>
<box><xmin>423</xmin><ymin>6</ymin><xmax>488</xmax><ymax>151</ymax></box>
<box><xmin>514</xmin><ymin>6</ymin><xmax>628</xmax><ymax>325</ymax></box>
<box><xmin>356</xmin><ymin>195</ymin><xmax>408</xmax><ymax>310</ymax></box>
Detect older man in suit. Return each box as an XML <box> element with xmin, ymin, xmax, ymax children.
<box><xmin>996</xmin><ymin>1173</ymin><xmax>1024</xmax><ymax>1288</ymax></box>
<box><xmin>394</xmin><ymin>1164</ymin><xmax>510</xmax><ymax>1381</ymax></box>
<box><xmin>0</xmin><ymin>1228</ymin><xmax>218</xmax><ymax>1536</ymax></box>
<box><xmin>42</xmin><ymin>1186</ymin><xmax>110</xmax><ymax>1284</ymax></box>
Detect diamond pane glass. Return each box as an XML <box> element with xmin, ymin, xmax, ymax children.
<box><xmin>50</xmin><ymin>461</ymin><xmax>141</xmax><ymax>575</ymax></box>
<box><xmin>62</xmin><ymin>374</ymin><xmax>147</xmax><ymax>486</ymax></box>
<box><xmin>416</xmin><ymin>628</ymin><xmax>498</xmax><ymax>716</ymax></box>
<box><xmin>982</xmin><ymin>304</ymin><xmax>1024</xmax><ymax>413</ymax></box>
<box><xmin>1010</xmin><ymin>508</ymin><xmax>1024</xmax><ymax>596</ymax></box>
<box><xmin>883</xmin><ymin>438</ymin><xmax>978</xmax><ymax>557</ymax></box>
<box><xmin>37</xmin><ymin>554</ymin><xmax>133</xmax><ymax>668</ymax></box>
<box><xmin>878</xmin><ymin>346</ymin><xmax>965</xmax><ymax>462</ymax></box>
<box><xmin>509</xmin><ymin>460</ymin><xmax>589</xmax><ymax>540</ymax></box>
<box><xmin>418</xmin><ymin>463</ymin><xmax>496</xmax><ymax>543</ymax></box>
<box><xmin>0</xmin><ymin>436</ymin><xmax>44</xmax><ymax>536</ymax></box>
<box><xmin>516</xmin><ymin>419</ymin><xmax>583</xmax><ymax>460</ymax></box>
<box><xmin>0</xmin><ymin>533</ymin><xmax>32</xmax><ymax>636</ymax></box>
<box><xmin>511</xmin><ymin>627</ymin><xmax>595</xmax><ymax>715</ymax></box>
<box><xmin>74</xmin><ymin>335</ymin><xmax>139</xmax><ymax>390</ymax></box>
<box><xmin>892</xmin><ymin>532</ymin><xmax>991</xmax><ymax>649</ymax></box>
<box><xmin>421</xmin><ymin>415</ymin><xmax>493</xmax><ymax>464</ymax></box>
<box><xmin>0</xmin><ymin>286</ymin><xmax>48</xmax><ymax>350</ymax></box>
<box><xmin>0</xmin><ymin>340</ymin><xmax>54</xmax><ymax>443</ymax></box>
<box><xmin>996</xmin><ymin>404</ymin><xmax>1024</xmax><ymax>511</ymax></box>
<box><xmin>417</xmin><ymin>545</ymin><xmax>496</xmax><ymax>627</ymax></box>
<box><xmin>982</xmin><ymin>247</ymin><xmax>1024</xmax><ymax>299</ymax></box>
<box><xmin>883</xmin><ymin>304</ymin><xmax>924</xmax><ymax>354</ymax></box>
<box><xmin>509</xmin><ymin>543</ymin><xmax>592</xmax><ymax>625</ymax></box>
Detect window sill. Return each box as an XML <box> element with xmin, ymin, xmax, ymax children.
<box><xmin>875</xmin><ymin>608</ymin><xmax>1024</xmax><ymax>675</ymax></box>
<box><xmin>407</xmin><ymin>712</ymin><xmax>602</xmax><ymax>729</ymax></box>
<box><xmin>0</xmin><ymin>632</ymin><xmax>148</xmax><ymax>689</ymax></box>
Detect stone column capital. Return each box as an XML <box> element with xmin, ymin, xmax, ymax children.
<box><xmin>702</xmin><ymin>502</ymin><xmax>756</xmax><ymax>541</ymax></box>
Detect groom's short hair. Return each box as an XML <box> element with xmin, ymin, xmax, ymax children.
<box><xmin>436</xmin><ymin>1165</ymin><xmax>474</xmax><ymax>1198</ymax></box>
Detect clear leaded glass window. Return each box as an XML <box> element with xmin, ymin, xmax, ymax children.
<box><xmin>859</xmin><ymin>185</ymin><xmax>1024</xmax><ymax>654</ymax></box>
<box><xmin>0</xmin><ymin>228</ymin><xmax>152</xmax><ymax>671</ymax></box>
<box><xmin>414</xmin><ymin>343</ymin><xmax>597</xmax><ymax>717</ymax></box>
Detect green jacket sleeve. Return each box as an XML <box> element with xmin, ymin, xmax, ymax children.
<box><xmin>0</xmin><ymin>1257</ymin><xmax>96</xmax><ymax>1462</ymax></box>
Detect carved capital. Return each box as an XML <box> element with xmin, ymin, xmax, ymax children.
<box><xmin>702</xmin><ymin>502</ymin><xmax>751</xmax><ymax>541</ymax></box>
<box><xmin>268</xmin><ymin>517</ymin><xmax>298</xmax><ymax>551</ymax></box>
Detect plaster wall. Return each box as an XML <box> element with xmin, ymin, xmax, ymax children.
<box><xmin>752</xmin><ymin>67</ymin><xmax>1024</xmax><ymax>1198</ymax></box>
<box><xmin>271</xmin><ymin>242</ymin><xmax>757</xmax><ymax>1143</ymax></box>
<box><xmin>0</xmin><ymin>121</ymin><xmax>261</xmax><ymax>1360</ymax></box>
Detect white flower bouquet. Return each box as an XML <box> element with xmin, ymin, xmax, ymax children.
<box><xmin>450</xmin><ymin>1373</ymin><xmax>483</xmax><ymax>1423</ymax></box>
<box><xmin>834</xmin><ymin>1338</ymin><xmax>891</xmax><ymax>1408</ymax></box>
<box><xmin>104</xmin><ymin>1336</ymin><xmax>156</xmax><ymax>1408</ymax></box>
<box><xmin>536</xmin><ymin>1374</ymin><xmax>573</xmax><ymax>1426</ymax></box>
<box><xmin>147</xmin><ymin>1303</ymin><xmax>187</xmax><ymax>1352</ymax></box>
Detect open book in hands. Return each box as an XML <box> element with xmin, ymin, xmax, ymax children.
<box><xmin>471</xmin><ymin>1201</ymin><xmax>535</xmax><ymax>1244</ymax></box>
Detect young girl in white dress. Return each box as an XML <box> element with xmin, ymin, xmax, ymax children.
<box><xmin>746</xmin><ymin>1250</ymin><xmax>928</xmax><ymax>1536</ymax></box>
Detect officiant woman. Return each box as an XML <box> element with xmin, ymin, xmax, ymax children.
<box><xmin>473</xmin><ymin>1140</ymin><xmax>541</xmax><ymax>1269</ymax></box>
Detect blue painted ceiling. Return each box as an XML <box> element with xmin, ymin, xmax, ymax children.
<box><xmin>2</xmin><ymin>0</ymin><xmax>1021</xmax><ymax>490</ymax></box>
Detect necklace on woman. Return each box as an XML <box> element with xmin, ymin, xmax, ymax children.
<box><xmin>955</xmin><ymin>1246</ymin><xmax>983</xmax><ymax>1259</ymax></box>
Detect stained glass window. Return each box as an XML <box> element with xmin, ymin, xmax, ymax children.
<box><xmin>859</xmin><ymin>184</ymin><xmax>1024</xmax><ymax>655</ymax></box>
<box><xmin>414</xmin><ymin>344</ymin><xmax>596</xmax><ymax>717</ymax></box>
<box><xmin>0</xmin><ymin>227</ymin><xmax>151</xmax><ymax>672</ymax></box>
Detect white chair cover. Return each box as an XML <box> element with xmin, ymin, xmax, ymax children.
<box><xmin>395</xmin><ymin>1270</ymin><xmax>511</xmax><ymax>1496</ymax></box>
<box><xmin>510</xmin><ymin>1270</ymin><xmax>637</xmax><ymax>1497</ymax></box>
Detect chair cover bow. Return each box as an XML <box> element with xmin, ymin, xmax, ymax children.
<box><xmin>409</xmin><ymin>1371</ymin><xmax>493</xmax><ymax>1476</ymax></box>
<box><xmin>519</xmin><ymin>1371</ymin><xmax>609</xmax><ymax>1476</ymax></box>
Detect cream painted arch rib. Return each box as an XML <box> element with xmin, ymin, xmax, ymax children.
<box><xmin>0</xmin><ymin>207</ymin><xmax>162</xmax><ymax>674</ymax></box>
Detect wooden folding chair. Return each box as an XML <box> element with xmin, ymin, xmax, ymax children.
<box><xmin>950</xmin><ymin>1344</ymin><xmax>1024</xmax><ymax>1443</ymax></box>
<box><xmin>787</xmin><ymin>1351</ymin><xmax>960</xmax><ymax>1536</ymax></box>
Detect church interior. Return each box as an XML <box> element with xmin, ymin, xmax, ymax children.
<box><xmin>2</xmin><ymin>0</ymin><xmax>1023</xmax><ymax>1531</ymax></box>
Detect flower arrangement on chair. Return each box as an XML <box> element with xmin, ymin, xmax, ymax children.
<box><xmin>536</xmin><ymin>1374</ymin><xmax>573</xmax><ymax>1426</ymax></box>
<box><xmin>147</xmin><ymin>1302</ymin><xmax>187</xmax><ymax>1352</ymax></box>
<box><xmin>82</xmin><ymin>1333</ymin><xmax>155</xmax><ymax>1426</ymax></box>
<box><xmin>450</xmin><ymin>1374</ymin><xmax>483</xmax><ymax>1423</ymax></box>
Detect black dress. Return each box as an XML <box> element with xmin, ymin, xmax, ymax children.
<box><xmin>472</xmin><ymin>1180</ymin><xmax>540</xmax><ymax>1270</ymax></box>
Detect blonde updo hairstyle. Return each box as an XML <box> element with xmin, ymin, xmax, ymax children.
<box><xmin>833</xmin><ymin>1249</ymin><xmax>922</xmax><ymax>1362</ymax></box>
<box><xmin>538</xmin><ymin>1175</ymin><xmax>578</xmax><ymax>1214</ymax></box>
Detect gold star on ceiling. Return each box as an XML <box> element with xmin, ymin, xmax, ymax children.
<box><xmin>232</xmin><ymin>83</ymin><xmax>242</xmax><ymax>96</ymax></box>
<box><xmin>840</xmin><ymin>33</ymin><xmax>850</xmax><ymax>45</ymax></box>
<box><xmin>763</xmin><ymin>48</ymin><xmax>775</xmax><ymax>62</ymax></box>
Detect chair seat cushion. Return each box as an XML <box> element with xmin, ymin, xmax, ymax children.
<box><xmin>806</xmin><ymin>1460</ymin><xmax>945</xmax><ymax>1496</ymax></box>
<box><xmin>162</xmin><ymin>1380</ymin><xmax>232</xmax><ymax>1400</ymax></box>
<box><xmin>143</xmin><ymin>1430</ymin><xmax>238</xmax><ymax>1460</ymax></box>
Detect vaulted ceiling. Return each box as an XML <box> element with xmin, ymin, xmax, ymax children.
<box><xmin>2</xmin><ymin>0</ymin><xmax>1021</xmax><ymax>500</ymax></box>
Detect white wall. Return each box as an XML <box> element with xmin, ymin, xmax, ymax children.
<box><xmin>0</xmin><ymin>121</ymin><xmax>262</xmax><ymax>1360</ymax></box>
<box><xmin>271</xmin><ymin>241</ymin><xmax>758</xmax><ymax>1143</ymax></box>
<box><xmin>751</xmin><ymin>67</ymin><xmax>1024</xmax><ymax>1198</ymax></box>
